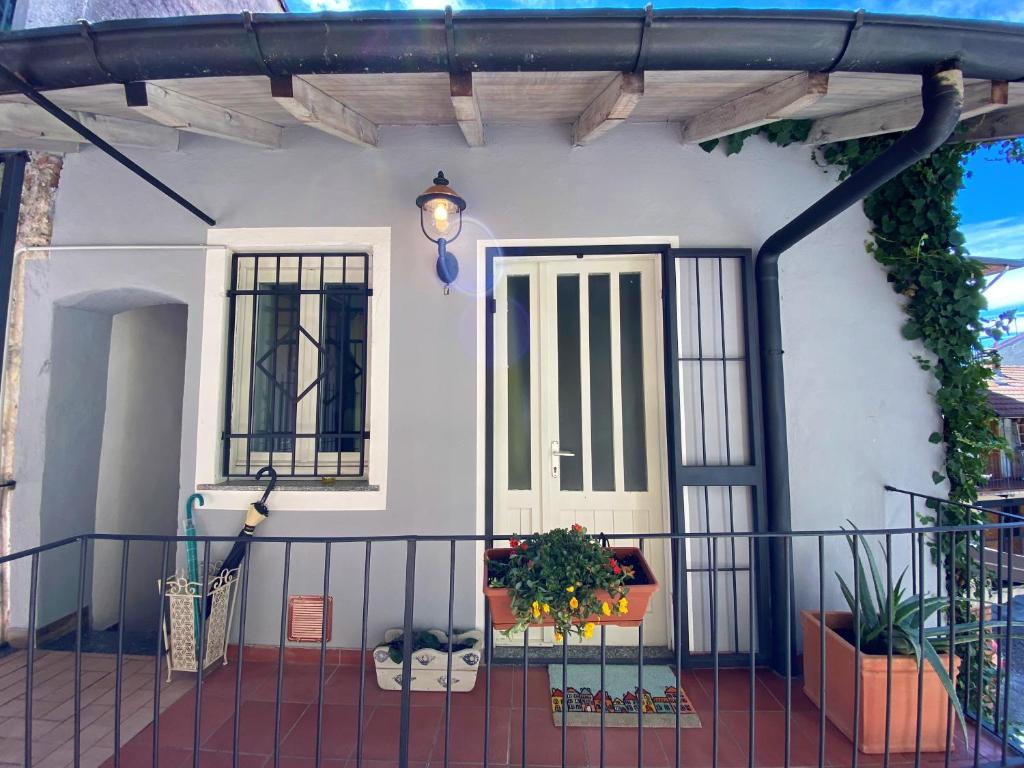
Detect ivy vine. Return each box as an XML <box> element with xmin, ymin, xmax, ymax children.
<box><xmin>703</xmin><ymin>118</ymin><xmax>1023</xmax><ymax>731</ymax></box>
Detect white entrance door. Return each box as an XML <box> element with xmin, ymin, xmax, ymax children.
<box><xmin>493</xmin><ymin>254</ymin><xmax>669</xmax><ymax>646</ymax></box>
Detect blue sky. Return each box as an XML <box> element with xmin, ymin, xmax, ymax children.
<box><xmin>287</xmin><ymin>0</ymin><xmax>1024</xmax><ymax>21</ymax></box>
<box><xmin>289</xmin><ymin>0</ymin><xmax>1023</xmax><ymax>320</ymax></box>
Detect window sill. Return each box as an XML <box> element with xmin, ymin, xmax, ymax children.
<box><xmin>193</xmin><ymin>479</ymin><xmax>386</xmax><ymax>512</ymax></box>
<box><xmin>198</xmin><ymin>479</ymin><xmax>379</xmax><ymax>493</ymax></box>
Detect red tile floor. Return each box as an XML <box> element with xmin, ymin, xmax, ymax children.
<box><xmin>0</xmin><ymin>651</ymin><xmax>1011</xmax><ymax>768</ymax></box>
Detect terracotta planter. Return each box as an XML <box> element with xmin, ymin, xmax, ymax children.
<box><xmin>801</xmin><ymin>610</ymin><xmax>960</xmax><ymax>754</ymax></box>
<box><xmin>483</xmin><ymin>546</ymin><xmax>658</xmax><ymax>630</ymax></box>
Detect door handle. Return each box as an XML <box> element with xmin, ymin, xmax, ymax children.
<box><xmin>551</xmin><ymin>440</ymin><xmax>574</xmax><ymax>479</ymax></box>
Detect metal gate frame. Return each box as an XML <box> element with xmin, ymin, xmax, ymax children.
<box><xmin>483</xmin><ymin>243</ymin><xmax>770</xmax><ymax>666</ymax></box>
<box><xmin>663</xmin><ymin>248</ymin><xmax>770</xmax><ymax>668</ymax></box>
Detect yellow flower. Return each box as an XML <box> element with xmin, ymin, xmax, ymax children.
<box><xmin>566</xmin><ymin>585</ymin><xmax>575</xmax><ymax>593</ymax></box>
<box><xmin>532</xmin><ymin>600</ymin><xmax>541</xmax><ymax>619</ymax></box>
<box><xmin>569</xmin><ymin>596</ymin><xmax>579</xmax><ymax>610</ymax></box>
<box><xmin>601</xmin><ymin>602</ymin><xmax>612</xmax><ymax>617</ymax></box>
<box><xmin>554</xmin><ymin>632</ymin><xmax>563</xmax><ymax>643</ymax></box>
<box><xmin>542</xmin><ymin>603</ymin><xmax>551</xmax><ymax>614</ymax></box>
<box><xmin>583</xmin><ymin>622</ymin><xmax>595</xmax><ymax>639</ymax></box>
<box><xmin>617</xmin><ymin>597</ymin><xmax>629</xmax><ymax>614</ymax></box>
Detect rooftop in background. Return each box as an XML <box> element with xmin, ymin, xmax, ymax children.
<box><xmin>988</xmin><ymin>365</ymin><xmax>1024</xmax><ymax>417</ymax></box>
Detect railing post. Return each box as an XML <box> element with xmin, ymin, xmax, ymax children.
<box><xmin>398</xmin><ymin>539</ymin><xmax>417</xmax><ymax>768</ymax></box>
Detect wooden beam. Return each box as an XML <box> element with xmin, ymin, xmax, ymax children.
<box><xmin>957</xmin><ymin>104</ymin><xmax>1024</xmax><ymax>143</ymax></box>
<box><xmin>0</xmin><ymin>131</ymin><xmax>80</xmax><ymax>153</ymax></box>
<box><xmin>572</xmin><ymin>72</ymin><xmax>645</xmax><ymax>146</ymax></box>
<box><xmin>679</xmin><ymin>72</ymin><xmax>829</xmax><ymax>145</ymax></box>
<box><xmin>0</xmin><ymin>103</ymin><xmax>178</xmax><ymax>151</ymax></box>
<box><xmin>125</xmin><ymin>81</ymin><xmax>281</xmax><ymax>148</ymax></box>
<box><xmin>270</xmin><ymin>76</ymin><xmax>378</xmax><ymax>148</ymax></box>
<box><xmin>450</xmin><ymin>73</ymin><xmax>484</xmax><ymax>147</ymax></box>
<box><xmin>805</xmin><ymin>80</ymin><xmax>1009</xmax><ymax>145</ymax></box>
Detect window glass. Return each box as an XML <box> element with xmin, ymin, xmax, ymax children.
<box><xmin>620</xmin><ymin>273</ymin><xmax>648</xmax><ymax>491</ymax></box>
<box><xmin>507</xmin><ymin>275</ymin><xmax>532</xmax><ymax>490</ymax></box>
<box><xmin>556</xmin><ymin>274</ymin><xmax>583</xmax><ymax>491</ymax></box>
<box><xmin>588</xmin><ymin>274</ymin><xmax>615</xmax><ymax>492</ymax></box>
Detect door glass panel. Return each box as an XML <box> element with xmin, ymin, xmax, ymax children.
<box><xmin>507</xmin><ymin>275</ymin><xmax>532</xmax><ymax>490</ymax></box>
<box><xmin>619</xmin><ymin>273</ymin><xmax>648</xmax><ymax>491</ymax></box>
<box><xmin>556</xmin><ymin>275</ymin><xmax>583</xmax><ymax>491</ymax></box>
<box><xmin>588</xmin><ymin>274</ymin><xmax>615</xmax><ymax>492</ymax></box>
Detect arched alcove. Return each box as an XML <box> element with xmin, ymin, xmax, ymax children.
<box><xmin>39</xmin><ymin>288</ymin><xmax>188</xmax><ymax>649</ymax></box>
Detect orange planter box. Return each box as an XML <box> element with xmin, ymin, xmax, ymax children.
<box><xmin>483</xmin><ymin>546</ymin><xmax>659</xmax><ymax>630</ymax></box>
<box><xmin>801</xmin><ymin>610</ymin><xmax>960</xmax><ymax>754</ymax></box>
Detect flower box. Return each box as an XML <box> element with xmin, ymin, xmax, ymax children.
<box><xmin>801</xmin><ymin>610</ymin><xmax>960</xmax><ymax>754</ymax></box>
<box><xmin>483</xmin><ymin>546</ymin><xmax>658</xmax><ymax>630</ymax></box>
<box><xmin>372</xmin><ymin>629</ymin><xmax>482</xmax><ymax>692</ymax></box>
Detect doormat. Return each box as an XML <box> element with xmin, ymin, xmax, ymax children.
<box><xmin>547</xmin><ymin>664</ymin><xmax>701</xmax><ymax>728</ymax></box>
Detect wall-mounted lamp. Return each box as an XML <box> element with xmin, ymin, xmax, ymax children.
<box><xmin>415</xmin><ymin>171</ymin><xmax>466</xmax><ymax>291</ymax></box>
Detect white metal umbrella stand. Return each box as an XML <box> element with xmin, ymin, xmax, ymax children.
<box><xmin>160</xmin><ymin>563</ymin><xmax>240</xmax><ymax>681</ymax></box>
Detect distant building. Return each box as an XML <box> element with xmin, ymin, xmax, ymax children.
<box><xmin>984</xmin><ymin>366</ymin><xmax>1024</xmax><ymax>498</ymax></box>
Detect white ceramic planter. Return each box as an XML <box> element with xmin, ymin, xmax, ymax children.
<box><xmin>373</xmin><ymin>629</ymin><xmax>483</xmax><ymax>692</ymax></box>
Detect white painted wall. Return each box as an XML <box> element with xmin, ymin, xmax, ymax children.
<box><xmin>91</xmin><ymin>304</ymin><xmax>187</xmax><ymax>633</ymax></box>
<box><xmin>6</xmin><ymin>122</ymin><xmax>945</xmax><ymax>652</ymax></box>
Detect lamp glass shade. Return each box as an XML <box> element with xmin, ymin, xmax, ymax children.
<box><xmin>421</xmin><ymin>196</ymin><xmax>461</xmax><ymax>241</ymax></box>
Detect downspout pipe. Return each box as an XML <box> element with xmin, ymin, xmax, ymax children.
<box><xmin>756</xmin><ymin>65</ymin><xmax>964</xmax><ymax>673</ymax></box>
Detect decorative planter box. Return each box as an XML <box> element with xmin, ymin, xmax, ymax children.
<box><xmin>483</xmin><ymin>546</ymin><xmax>659</xmax><ymax>630</ymax></box>
<box><xmin>801</xmin><ymin>610</ymin><xmax>959</xmax><ymax>754</ymax></box>
<box><xmin>373</xmin><ymin>629</ymin><xmax>483</xmax><ymax>692</ymax></box>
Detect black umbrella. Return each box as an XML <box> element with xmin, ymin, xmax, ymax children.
<box><xmin>205</xmin><ymin>467</ymin><xmax>276</xmax><ymax>616</ymax></box>
<box><xmin>221</xmin><ymin>465</ymin><xmax>276</xmax><ymax>575</ymax></box>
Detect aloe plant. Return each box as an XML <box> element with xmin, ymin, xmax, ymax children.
<box><xmin>834</xmin><ymin>529</ymin><xmax>1018</xmax><ymax>741</ymax></box>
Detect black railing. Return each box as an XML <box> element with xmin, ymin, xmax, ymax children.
<box><xmin>2</xmin><ymin>511</ymin><xmax>1024</xmax><ymax>767</ymax></box>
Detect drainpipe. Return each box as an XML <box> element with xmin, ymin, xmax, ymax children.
<box><xmin>757</xmin><ymin>64</ymin><xmax>964</xmax><ymax>673</ymax></box>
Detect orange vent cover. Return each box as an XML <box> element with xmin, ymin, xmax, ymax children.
<box><xmin>287</xmin><ymin>596</ymin><xmax>333</xmax><ymax>643</ymax></box>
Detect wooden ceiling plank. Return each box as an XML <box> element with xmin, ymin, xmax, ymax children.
<box><xmin>679</xmin><ymin>72</ymin><xmax>829</xmax><ymax>144</ymax></box>
<box><xmin>125</xmin><ymin>81</ymin><xmax>281</xmax><ymax>148</ymax></box>
<box><xmin>450</xmin><ymin>73</ymin><xmax>484</xmax><ymax>147</ymax></box>
<box><xmin>0</xmin><ymin>130</ymin><xmax>80</xmax><ymax>153</ymax></box>
<box><xmin>958</xmin><ymin>104</ymin><xmax>1024</xmax><ymax>143</ymax></box>
<box><xmin>572</xmin><ymin>72</ymin><xmax>645</xmax><ymax>146</ymax></box>
<box><xmin>0</xmin><ymin>103</ymin><xmax>178</xmax><ymax>151</ymax></box>
<box><xmin>270</xmin><ymin>76</ymin><xmax>378</xmax><ymax>147</ymax></box>
<box><xmin>805</xmin><ymin>80</ymin><xmax>1009</xmax><ymax>145</ymax></box>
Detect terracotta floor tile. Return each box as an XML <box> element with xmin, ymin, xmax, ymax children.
<box><xmin>508</xmin><ymin>666</ymin><xmax>556</xmax><ymax>710</ymax></box>
<box><xmin>450</xmin><ymin>667</ymin><xmax>514</xmax><ymax>710</ymax></box>
<box><xmin>508</xmin><ymin>705</ymin><xmax>591</xmax><ymax>767</ymax></box>
<box><xmin>250</xmin><ymin>665</ymin><xmax>339</xmax><ymax>705</ymax></box>
<box><xmin>356</xmin><ymin>706</ymin><xmax>442</xmax><ymax>762</ymax></box>
<box><xmin>719</xmin><ymin>710</ymin><xmax>825</xmax><ymax>768</ymax></box>
<box><xmin>280</xmin><ymin>703</ymin><xmax>365</xmax><ymax>760</ymax></box>
<box><xmin>428</xmin><ymin>702</ymin><xmax>512</xmax><ymax>764</ymax></box>
<box><xmin>689</xmin><ymin>669</ymin><xmax>784</xmax><ymax>713</ymax></box>
<box><xmin>576</xmin><ymin>724</ymin><xmax>672</xmax><ymax>767</ymax></box>
<box><xmin>151</xmin><ymin>690</ymin><xmax>237</xmax><ymax>749</ymax></box>
<box><xmin>194</xmin><ymin>749</ymin><xmax>270</xmax><ymax>767</ymax></box>
<box><xmin>204</xmin><ymin>700</ymin><xmax>307</xmax><ymax>755</ymax></box>
<box><xmin>200</xmin><ymin>662</ymin><xmax>278</xmax><ymax>702</ymax></box>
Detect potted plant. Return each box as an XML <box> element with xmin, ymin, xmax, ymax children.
<box><xmin>483</xmin><ymin>524</ymin><xmax>658</xmax><ymax>640</ymax></box>
<box><xmin>373</xmin><ymin>629</ymin><xmax>483</xmax><ymax>692</ymax></box>
<box><xmin>802</xmin><ymin>532</ymin><xmax>999</xmax><ymax>754</ymax></box>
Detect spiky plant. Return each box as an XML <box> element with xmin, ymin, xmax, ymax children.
<box><xmin>834</xmin><ymin>529</ymin><xmax>1018</xmax><ymax>741</ymax></box>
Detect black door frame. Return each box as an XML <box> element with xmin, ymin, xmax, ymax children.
<box><xmin>483</xmin><ymin>243</ymin><xmax>769</xmax><ymax>667</ymax></box>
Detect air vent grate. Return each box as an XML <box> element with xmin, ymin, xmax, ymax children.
<box><xmin>287</xmin><ymin>595</ymin><xmax>333</xmax><ymax>643</ymax></box>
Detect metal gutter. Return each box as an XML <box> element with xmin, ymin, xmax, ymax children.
<box><xmin>756</xmin><ymin>65</ymin><xmax>965</xmax><ymax>673</ymax></box>
<box><xmin>0</xmin><ymin>10</ymin><xmax>1021</xmax><ymax>94</ymax></box>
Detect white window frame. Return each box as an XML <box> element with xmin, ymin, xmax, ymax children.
<box><xmin>195</xmin><ymin>227</ymin><xmax>389</xmax><ymax>512</ymax></box>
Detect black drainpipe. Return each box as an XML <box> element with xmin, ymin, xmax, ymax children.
<box><xmin>757</xmin><ymin>64</ymin><xmax>964</xmax><ymax>673</ymax></box>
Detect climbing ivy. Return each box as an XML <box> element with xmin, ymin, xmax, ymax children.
<box><xmin>704</xmin><ymin>120</ymin><xmax>1023</xmax><ymax>731</ymax></box>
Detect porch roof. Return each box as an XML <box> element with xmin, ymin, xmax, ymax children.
<box><xmin>0</xmin><ymin>8</ymin><xmax>1022</xmax><ymax>152</ymax></box>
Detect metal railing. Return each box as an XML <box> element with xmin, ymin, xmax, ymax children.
<box><xmin>2</xmin><ymin>508</ymin><xmax>1024</xmax><ymax>768</ymax></box>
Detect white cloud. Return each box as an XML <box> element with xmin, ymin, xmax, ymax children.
<box><xmin>964</xmin><ymin>217</ymin><xmax>1024</xmax><ymax>265</ymax></box>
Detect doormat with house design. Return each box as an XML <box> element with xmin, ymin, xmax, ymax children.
<box><xmin>547</xmin><ymin>664</ymin><xmax>701</xmax><ymax>728</ymax></box>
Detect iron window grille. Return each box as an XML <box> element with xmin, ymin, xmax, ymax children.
<box><xmin>223</xmin><ymin>252</ymin><xmax>371</xmax><ymax>478</ymax></box>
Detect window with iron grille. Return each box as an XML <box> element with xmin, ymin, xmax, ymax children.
<box><xmin>223</xmin><ymin>253</ymin><xmax>371</xmax><ymax>478</ymax></box>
